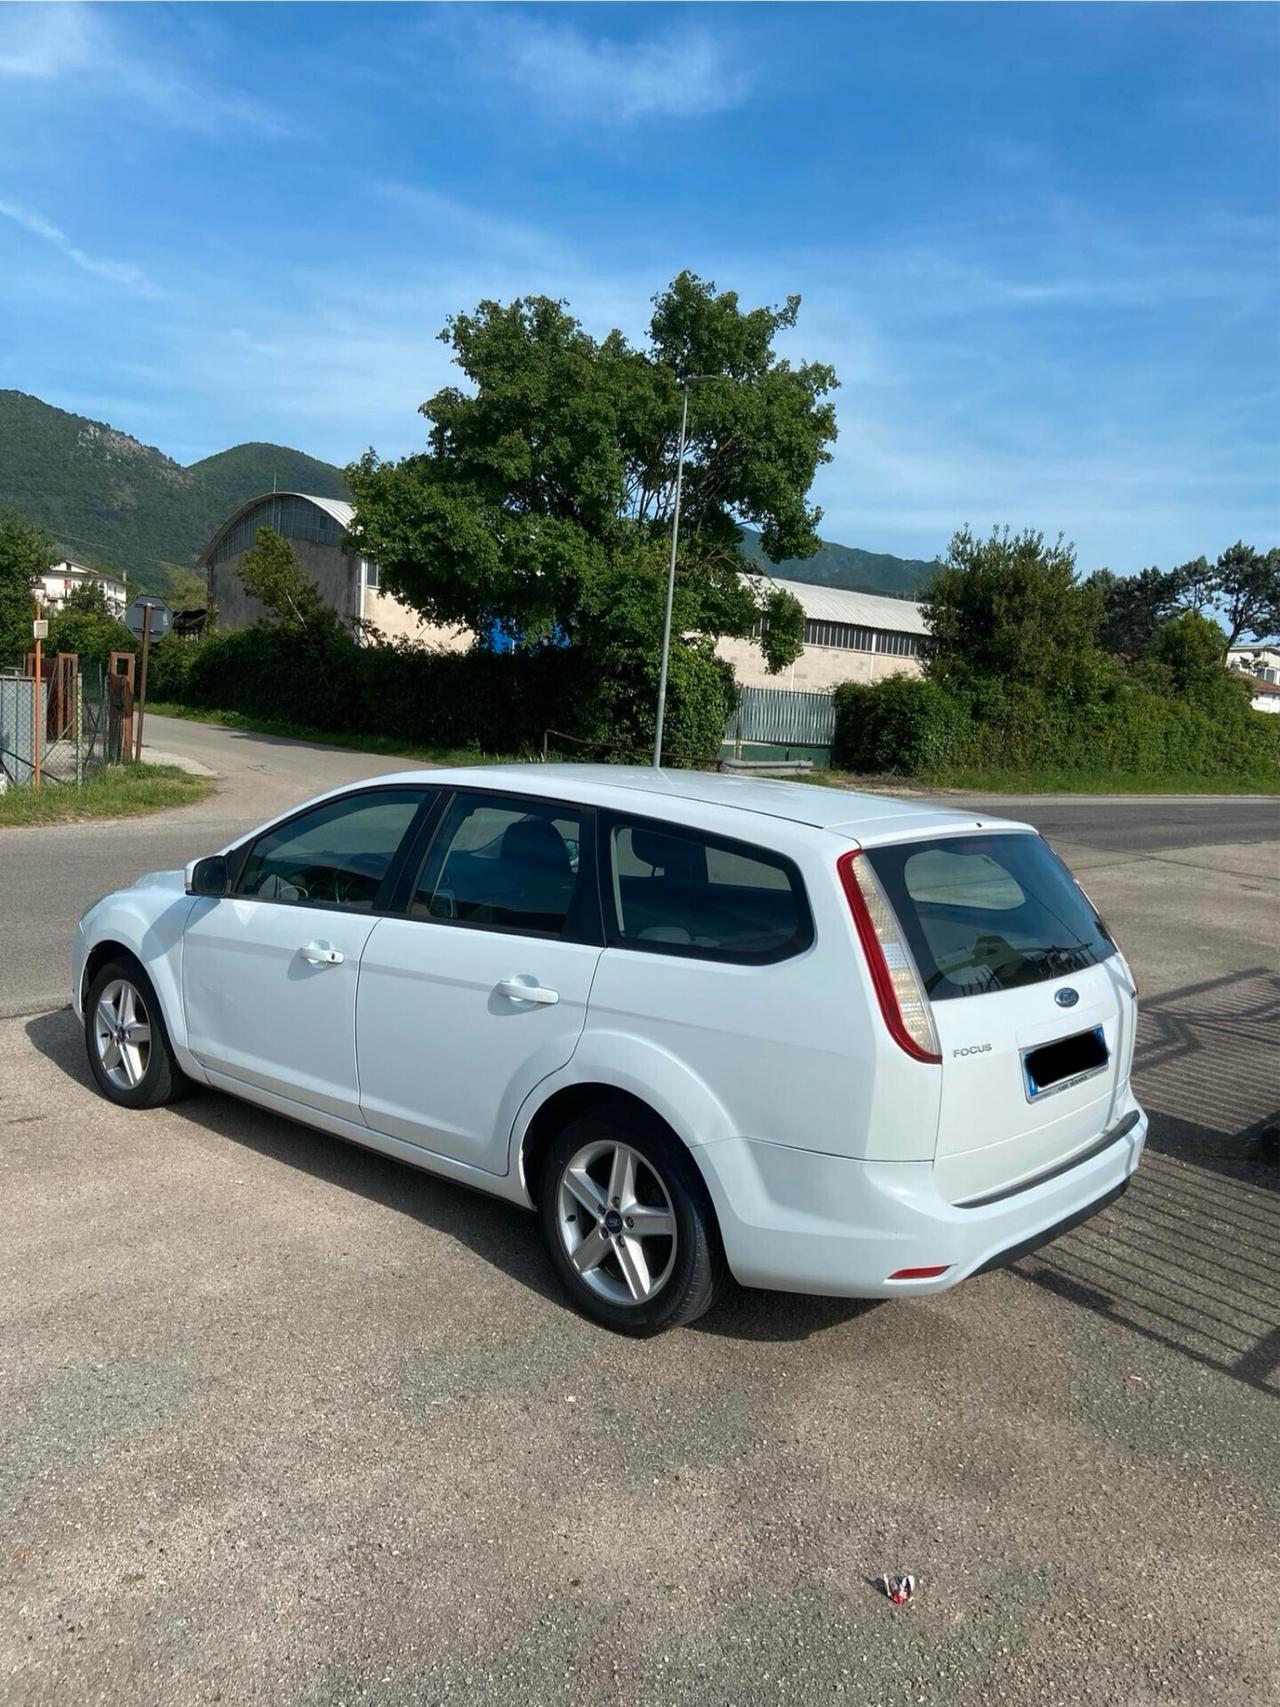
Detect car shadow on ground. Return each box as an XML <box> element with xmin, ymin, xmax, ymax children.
<box><xmin>1016</xmin><ymin>967</ymin><xmax>1279</xmax><ymax>1398</ymax></box>
<box><xmin>26</xmin><ymin>1006</ymin><xmax>874</xmax><ymax>1344</ymax></box>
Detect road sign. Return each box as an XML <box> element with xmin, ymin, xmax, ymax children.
<box><xmin>32</xmin><ymin>618</ymin><xmax>48</xmax><ymax>640</ymax></box>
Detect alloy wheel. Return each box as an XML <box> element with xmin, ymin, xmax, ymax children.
<box><xmin>93</xmin><ymin>978</ymin><xmax>152</xmax><ymax>1091</ymax></box>
<box><xmin>556</xmin><ymin>1139</ymin><xmax>678</xmax><ymax>1306</ymax></box>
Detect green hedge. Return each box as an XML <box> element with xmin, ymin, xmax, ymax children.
<box><xmin>831</xmin><ymin>671</ymin><xmax>1280</xmax><ymax>779</ymax></box>
<box><xmin>146</xmin><ymin>623</ymin><xmax>734</xmax><ymax>764</ymax></box>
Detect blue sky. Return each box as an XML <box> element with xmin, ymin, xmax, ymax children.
<box><xmin>1</xmin><ymin>2</ymin><xmax>1276</xmax><ymax>572</ymax></box>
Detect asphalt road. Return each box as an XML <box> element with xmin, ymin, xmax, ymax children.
<box><xmin>1</xmin><ymin>718</ymin><xmax>1277</xmax><ymax>1706</ymax></box>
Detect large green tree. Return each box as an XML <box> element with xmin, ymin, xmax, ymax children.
<box><xmin>0</xmin><ymin>504</ymin><xmax>53</xmax><ymax>665</ymax></box>
<box><xmin>1085</xmin><ymin>565</ymin><xmax>1178</xmax><ymax>662</ymax></box>
<box><xmin>1168</xmin><ymin>542</ymin><xmax>1280</xmax><ymax>648</ymax></box>
<box><xmin>345</xmin><ymin>273</ymin><xmax>837</xmax><ymax>688</ymax></box>
<box><xmin>921</xmin><ymin>526</ymin><xmax>1102</xmax><ymax>692</ymax></box>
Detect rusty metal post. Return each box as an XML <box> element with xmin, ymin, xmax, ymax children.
<box><xmin>32</xmin><ymin>597</ymin><xmax>44</xmax><ymax>790</ymax></box>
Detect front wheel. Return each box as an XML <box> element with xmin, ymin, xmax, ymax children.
<box><xmin>85</xmin><ymin>959</ymin><xmax>191</xmax><ymax>1109</ymax></box>
<box><xmin>538</xmin><ymin>1106</ymin><xmax>725</xmax><ymax>1335</ymax></box>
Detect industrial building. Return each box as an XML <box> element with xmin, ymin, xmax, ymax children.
<box><xmin>715</xmin><ymin>576</ymin><xmax>926</xmax><ymax>691</ymax></box>
<box><xmin>200</xmin><ymin>492</ymin><xmax>466</xmax><ymax>650</ymax></box>
<box><xmin>201</xmin><ymin>492</ymin><xmax>928</xmax><ymax>697</ymax></box>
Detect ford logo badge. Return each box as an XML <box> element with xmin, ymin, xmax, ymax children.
<box><xmin>1055</xmin><ymin>987</ymin><xmax>1080</xmax><ymax>1008</ymax></box>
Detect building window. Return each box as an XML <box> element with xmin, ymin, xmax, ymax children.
<box><xmin>208</xmin><ymin>496</ymin><xmax>346</xmax><ymax>567</ymax></box>
<box><xmin>800</xmin><ymin>620</ymin><xmax>921</xmax><ymax>657</ymax></box>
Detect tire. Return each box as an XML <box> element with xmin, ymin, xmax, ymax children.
<box><xmin>538</xmin><ymin>1103</ymin><xmax>726</xmax><ymax>1335</ymax></box>
<box><xmin>84</xmin><ymin>957</ymin><xmax>192</xmax><ymax>1109</ymax></box>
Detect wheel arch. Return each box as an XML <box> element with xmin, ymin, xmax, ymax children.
<box><xmin>82</xmin><ymin>939</ymin><xmax>144</xmax><ymax>1007</ymax></box>
<box><xmin>519</xmin><ymin>1084</ymin><xmax>684</xmax><ymax>1205</ymax></box>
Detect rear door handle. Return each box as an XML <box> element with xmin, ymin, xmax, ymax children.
<box><xmin>301</xmin><ymin>942</ymin><xmax>345</xmax><ymax>966</ymax></box>
<box><xmin>496</xmin><ymin>977</ymin><xmax>559</xmax><ymax>1006</ymax></box>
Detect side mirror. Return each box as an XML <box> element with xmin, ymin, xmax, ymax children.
<box><xmin>185</xmin><ymin>854</ymin><xmax>229</xmax><ymax>897</ymax></box>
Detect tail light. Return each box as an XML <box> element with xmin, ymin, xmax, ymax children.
<box><xmin>837</xmin><ymin>849</ymin><xmax>941</xmax><ymax>1064</ymax></box>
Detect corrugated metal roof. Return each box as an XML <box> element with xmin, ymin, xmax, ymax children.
<box><xmin>298</xmin><ymin>494</ymin><xmax>355</xmax><ymax>528</ymax></box>
<box><xmin>748</xmin><ymin>574</ymin><xmax>927</xmax><ymax>635</ymax></box>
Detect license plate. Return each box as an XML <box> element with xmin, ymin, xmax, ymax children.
<box><xmin>1021</xmin><ymin>1026</ymin><xmax>1109</xmax><ymax>1102</ymax></box>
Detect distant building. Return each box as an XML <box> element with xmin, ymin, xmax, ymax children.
<box><xmin>717</xmin><ymin>576</ymin><xmax>926</xmax><ymax>692</ymax></box>
<box><xmin>39</xmin><ymin>560</ymin><xmax>127</xmax><ymax>618</ymax></box>
<box><xmin>1242</xmin><ymin>676</ymin><xmax>1280</xmax><ymax>714</ymax></box>
<box><xmin>201</xmin><ymin>493</ymin><xmax>931</xmax><ymax>692</ymax></box>
<box><xmin>1227</xmin><ymin>643</ymin><xmax>1280</xmax><ymax>685</ymax></box>
<box><xmin>200</xmin><ymin>492</ymin><xmax>467</xmax><ymax>650</ymax></box>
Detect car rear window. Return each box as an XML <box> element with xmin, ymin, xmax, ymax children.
<box><xmin>865</xmin><ymin>832</ymin><xmax>1116</xmax><ymax>1000</ymax></box>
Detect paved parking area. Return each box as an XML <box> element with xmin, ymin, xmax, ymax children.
<box><xmin>1</xmin><ymin>722</ymin><xmax>1276</xmax><ymax>1705</ymax></box>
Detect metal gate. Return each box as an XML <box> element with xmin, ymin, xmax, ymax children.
<box><xmin>725</xmin><ymin>685</ymin><xmax>836</xmax><ymax>751</ymax></box>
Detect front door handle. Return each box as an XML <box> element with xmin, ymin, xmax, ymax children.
<box><xmin>301</xmin><ymin>942</ymin><xmax>345</xmax><ymax>966</ymax></box>
<box><xmin>496</xmin><ymin>977</ymin><xmax>559</xmax><ymax>1006</ymax></box>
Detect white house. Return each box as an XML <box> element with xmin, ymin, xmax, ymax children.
<box><xmin>39</xmin><ymin>560</ymin><xmax>127</xmax><ymax>618</ymax></box>
<box><xmin>1227</xmin><ymin>643</ymin><xmax>1280</xmax><ymax>685</ymax></box>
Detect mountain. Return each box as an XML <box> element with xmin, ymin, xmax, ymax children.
<box><xmin>0</xmin><ymin>391</ymin><xmax>349</xmax><ymax>594</ymax></box>
<box><xmin>739</xmin><ymin>528</ymin><xmax>937</xmax><ymax>601</ymax></box>
<box><xmin>0</xmin><ymin>389</ymin><xmax>935</xmax><ymax>604</ymax></box>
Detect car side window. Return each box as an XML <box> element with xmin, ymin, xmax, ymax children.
<box><xmin>235</xmin><ymin>789</ymin><xmax>424</xmax><ymax>911</ymax></box>
<box><xmin>412</xmin><ymin>793</ymin><xmax>586</xmax><ymax>937</ymax></box>
<box><xmin>606</xmin><ymin>818</ymin><xmax>812</xmax><ymax>963</ymax></box>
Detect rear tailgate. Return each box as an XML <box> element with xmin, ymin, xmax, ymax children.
<box><xmin>863</xmin><ymin>829</ymin><xmax>1138</xmax><ymax>1205</ymax></box>
<box><xmin>930</xmin><ymin>958</ymin><xmax>1136</xmax><ymax>1203</ymax></box>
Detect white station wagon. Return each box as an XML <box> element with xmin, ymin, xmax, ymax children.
<box><xmin>74</xmin><ymin>765</ymin><xmax>1146</xmax><ymax>1334</ymax></box>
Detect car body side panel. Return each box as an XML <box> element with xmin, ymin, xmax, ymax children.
<box><xmin>560</xmin><ymin>831</ymin><xmax>942</xmax><ymax>1166</ymax></box>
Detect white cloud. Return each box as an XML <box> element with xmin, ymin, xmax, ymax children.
<box><xmin>0</xmin><ymin>197</ymin><xmax>162</xmax><ymax>299</ymax></box>
<box><xmin>0</xmin><ymin>3</ymin><xmax>95</xmax><ymax>78</ymax></box>
<box><xmin>486</xmin><ymin>16</ymin><xmax>749</xmax><ymax>123</ymax></box>
<box><xmin>0</xmin><ymin>2</ymin><xmax>298</xmax><ymax>139</ymax></box>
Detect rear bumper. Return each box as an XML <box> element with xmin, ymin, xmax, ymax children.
<box><xmin>693</xmin><ymin>1102</ymin><xmax>1147</xmax><ymax>1298</ymax></box>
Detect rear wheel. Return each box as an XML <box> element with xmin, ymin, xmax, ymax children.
<box><xmin>539</xmin><ymin>1105</ymin><xmax>725</xmax><ymax>1335</ymax></box>
<box><xmin>85</xmin><ymin>959</ymin><xmax>191</xmax><ymax>1109</ymax></box>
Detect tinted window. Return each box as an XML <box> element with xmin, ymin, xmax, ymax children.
<box><xmin>866</xmin><ymin>832</ymin><xmax>1117</xmax><ymax>1000</ymax></box>
<box><xmin>236</xmin><ymin>790</ymin><xmax>423</xmax><ymax>910</ymax></box>
<box><xmin>413</xmin><ymin>794</ymin><xmax>584</xmax><ymax>936</ymax></box>
<box><xmin>607</xmin><ymin>820</ymin><xmax>810</xmax><ymax>962</ymax></box>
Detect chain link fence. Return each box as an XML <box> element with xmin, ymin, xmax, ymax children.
<box><xmin>0</xmin><ymin>663</ymin><xmax>122</xmax><ymax>790</ymax></box>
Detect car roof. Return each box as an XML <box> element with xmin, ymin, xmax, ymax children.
<box><xmin>366</xmin><ymin>763</ymin><xmax>1028</xmax><ymax>842</ymax></box>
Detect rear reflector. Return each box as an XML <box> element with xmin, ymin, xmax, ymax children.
<box><xmin>889</xmin><ymin>1265</ymin><xmax>951</xmax><ymax>1280</ymax></box>
<box><xmin>837</xmin><ymin>849</ymin><xmax>941</xmax><ymax>1063</ymax></box>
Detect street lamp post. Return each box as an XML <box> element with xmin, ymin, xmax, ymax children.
<box><xmin>653</xmin><ymin>374</ymin><xmax>713</xmax><ymax>768</ymax></box>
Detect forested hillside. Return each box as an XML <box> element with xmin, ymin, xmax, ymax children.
<box><xmin>0</xmin><ymin>389</ymin><xmax>935</xmax><ymax>601</ymax></box>
<box><xmin>0</xmin><ymin>391</ymin><xmax>349</xmax><ymax>593</ymax></box>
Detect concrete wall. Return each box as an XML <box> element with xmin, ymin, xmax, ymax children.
<box><xmin>715</xmin><ymin>635</ymin><xmax>924</xmax><ymax>693</ymax></box>
<box><xmin>208</xmin><ymin>540</ymin><xmax>362</xmax><ymax>632</ymax></box>
<box><xmin>360</xmin><ymin>586</ymin><xmax>471</xmax><ymax>651</ymax></box>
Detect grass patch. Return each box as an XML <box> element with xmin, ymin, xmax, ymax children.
<box><xmin>145</xmin><ymin>702</ymin><xmax>523</xmax><ymax>768</ymax></box>
<box><xmin>810</xmin><ymin>765</ymin><xmax>1280</xmax><ymax>796</ymax></box>
<box><xmin>0</xmin><ymin>762</ymin><xmax>213</xmax><ymax>828</ymax></box>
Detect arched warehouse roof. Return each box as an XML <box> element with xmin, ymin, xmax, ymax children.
<box><xmin>200</xmin><ymin>492</ymin><xmax>357</xmax><ymax>568</ymax></box>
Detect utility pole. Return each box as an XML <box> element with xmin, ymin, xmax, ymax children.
<box><xmin>134</xmin><ymin>602</ymin><xmax>154</xmax><ymax>763</ymax></box>
<box><xmin>653</xmin><ymin>374</ymin><xmax>714</xmax><ymax>768</ymax></box>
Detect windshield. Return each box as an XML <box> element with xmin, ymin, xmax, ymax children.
<box><xmin>865</xmin><ymin>832</ymin><xmax>1117</xmax><ymax>1001</ymax></box>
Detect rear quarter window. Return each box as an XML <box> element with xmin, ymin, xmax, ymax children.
<box><xmin>605</xmin><ymin>817</ymin><xmax>812</xmax><ymax>964</ymax></box>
